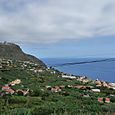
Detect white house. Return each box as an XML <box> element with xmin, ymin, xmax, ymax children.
<box><xmin>62</xmin><ymin>75</ymin><xmax>76</xmax><ymax>79</ymax></box>
<box><xmin>91</xmin><ymin>89</ymin><xmax>100</xmax><ymax>92</ymax></box>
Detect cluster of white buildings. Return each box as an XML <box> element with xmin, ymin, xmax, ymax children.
<box><xmin>0</xmin><ymin>59</ymin><xmax>12</xmax><ymax>69</ymax></box>
<box><xmin>95</xmin><ymin>79</ymin><xmax>115</xmax><ymax>89</ymax></box>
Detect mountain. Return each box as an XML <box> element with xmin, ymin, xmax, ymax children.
<box><xmin>0</xmin><ymin>42</ymin><xmax>46</xmax><ymax>67</ymax></box>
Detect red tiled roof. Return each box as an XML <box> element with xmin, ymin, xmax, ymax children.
<box><xmin>2</xmin><ymin>85</ymin><xmax>10</xmax><ymax>90</ymax></box>
<box><xmin>106</xmin><ymin>98</ymin><xmax>110</xmax><ymax>101</ymax></box>
<box><xmin>98</xmin><ymin>98</ymin><xmax>103</xmax><ymax>101</ymax></box>
<box><xmin>6</xmin><ymin>89</ymin><xmax>14</xmax><ymax>93</ymax></box>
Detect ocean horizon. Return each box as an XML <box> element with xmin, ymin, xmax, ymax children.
<box><xmin>42</xmin><ymin>58</ymin><xmax>115</xmax><ymax>82</ymax></box>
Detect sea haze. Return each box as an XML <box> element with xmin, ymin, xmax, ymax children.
<box><xmin>42</xmin><ymin>58</ymin><xmax>115</xmax><ymax>82</ymax></box>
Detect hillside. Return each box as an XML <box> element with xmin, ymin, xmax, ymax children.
<box><xmin>0</xmin><ymin>61</ymin><xmax>115</xmax><ymax>115</ymax></box>
<box><xmin>0</xmin><ymin>42</ymin><xmax>46</xmax><ymax>68</ymax></box>
<box><xmin>0</xmin><ymin>42</ymin><xmax>115</xmax><ymax>115</ymax></box>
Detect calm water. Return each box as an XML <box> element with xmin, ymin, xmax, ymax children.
<box><xmin>42</xmin><ymin>58</ymin><xmax>115</xmax><ymax>82</ymax></box>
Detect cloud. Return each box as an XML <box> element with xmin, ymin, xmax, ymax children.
<box><xmin>0</xmin><ymin>0</ymin><xmax>115</xmax><ymax>43</ymax></box>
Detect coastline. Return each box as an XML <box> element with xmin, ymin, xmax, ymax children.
<box><xmin>42</xmin><ymin>58</ymin><xmax>115</xmax><ymax>82</ymax></box>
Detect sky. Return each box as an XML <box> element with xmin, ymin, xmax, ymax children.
<box><xmin>0</xmin><ymin>0</ymin><xmax>115</xmax><ymax>58</ymax></box>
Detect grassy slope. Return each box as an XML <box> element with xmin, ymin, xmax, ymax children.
<box><xmin>0</xmin><ymin>68</ymin><xmax>115</xmax><ymax>115</ymax></box>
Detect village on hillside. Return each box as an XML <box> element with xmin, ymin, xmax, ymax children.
<box><xmin>0</xmin><ymin>58</ymin><xmax>115</xmax><ymax>105</ymax></box>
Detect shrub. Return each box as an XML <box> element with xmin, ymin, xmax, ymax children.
<box><xmin>7</xmin><ymin>108</ymin><xmax>29</xmax><ymax>115</ymax></box>
<box><xmin>9</xmin><ymin>96</ymin><xmax>27</xmax><ymax>104</ymax></box>
<box><xmin>30</xmin><ymin>106</ymin><xmax>53</xmax><ymax>115</ymax></box>
<box><xmin>110</xmin><ymin>97</ymin><xmax>115</xmax><ymax>103</ymax></box>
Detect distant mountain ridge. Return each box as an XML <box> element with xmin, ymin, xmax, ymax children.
<box><xmin>0</xmin><ymin>42</ymin><xmax>46</xmax><ymax>67</ymax></box>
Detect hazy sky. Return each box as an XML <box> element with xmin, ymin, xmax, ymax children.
<box><xmin>0</xmin><ymin>0</ymin><xmax>115</xmax><ymax>58</ymax></box>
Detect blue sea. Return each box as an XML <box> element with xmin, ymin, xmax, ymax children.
<box><xmin>42</xmin><ymin>58</ymin><xmax>115</xmax><ymax>82</ymax></box>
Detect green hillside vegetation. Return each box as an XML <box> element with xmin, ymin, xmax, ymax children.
<box><xmin>0</xmin><ymin>60</ymin><xmax>115</xmax><ymax>115</ymax></box>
